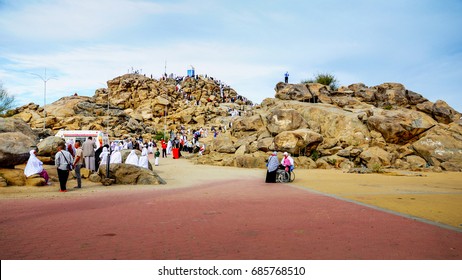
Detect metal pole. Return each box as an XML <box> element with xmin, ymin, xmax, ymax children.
<box><xmin>29</xmin><ymin>68</ymin><xmax>56</xmax><ymax>130</ymax></box>
<box><xmin>106</xmin><ymin>87</ymin><xmax>111</xmax><ymax>179</ymax></box>
<box><xmin>43</xmin><ymin>68</ymin><xmax>47</xmax><ymax>130</ymax></box>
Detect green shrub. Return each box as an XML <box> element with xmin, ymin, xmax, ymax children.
<box><xmin>371</xmin><ymin>163</ymin><xmax>383</xmax><ymax>173</ymax></box>
<box><xmin>155</xmin><ymin>131</ymin><xmax>167</xmax><ymax>141</ymax></box>
<box><xmin>310</xmin><ymin>150</ymin><xmax>320</xmax><ymax>161</ymax></box>
<box><xmin>302</xmin><ymin>73</ymin><xmax>339</xmax><ymax>90</ymax></box>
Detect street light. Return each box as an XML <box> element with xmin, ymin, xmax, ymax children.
<box><xmin>30</xmin><ymin>68</ymin><xmax>57</xmax><ymax>130</ymax></box>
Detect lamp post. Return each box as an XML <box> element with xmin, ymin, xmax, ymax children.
<box><xmin>30</xmin><ymin>69</ymin><xmax>56</xmax><ymax>130</ymax></box>
<box><xmin>106</xmin><ymin>87</ymin><xmax>111</xmax><ymax>178</ymax></box>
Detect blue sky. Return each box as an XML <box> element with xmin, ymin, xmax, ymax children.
<box><xmin>1</xmin><ymin>0</ymin><xmax>461</xmax><ymax>112</ymax></box>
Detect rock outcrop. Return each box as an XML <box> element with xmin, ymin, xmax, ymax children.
<box><xmin>98</xmin><ymin>163</ymin><xmax>165</xmax><ymax>185</ymax></box>
<box><xmin>3</xmin><ymin>74</ymin><xmax>462</xmax><ymax>173</ymax></box>
<box><xmin>0</xmin><ymin>118</ymin><xmax>37</xmax><ymax>168</ymax></box>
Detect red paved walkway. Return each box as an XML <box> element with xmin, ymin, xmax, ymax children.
<box><xmin>0</xmin><ymin>179</ymin><xmax>461</xmax><ymax>259</ymax></box>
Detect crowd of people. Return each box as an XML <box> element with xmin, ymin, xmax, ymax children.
<box><xmin>24</xmin><ymin>123</ymin><xmax>296</xmax><ymax>192</ymax></box>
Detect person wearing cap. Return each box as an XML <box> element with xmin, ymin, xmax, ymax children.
<box><xmin>281</xmin><ymin>152</ymin><xmax>294</xmax><ymax>172</ymax></box>
<box><xmin>266</xmin><ymin>151</ymin><xmax>279</xmax><ymax>183</ymax></box>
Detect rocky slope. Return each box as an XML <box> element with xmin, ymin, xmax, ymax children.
<box><xmin>2</xmin><ymin>74</ymin><xmax>462</xmax><ymax>174</ymax></box>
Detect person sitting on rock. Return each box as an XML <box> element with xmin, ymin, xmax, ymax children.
<box><xmin>125</xmin><ymin>150</ymin><xmax>139</xmax><ymax>166</ymax></box>
<box><xmin>281</xmin><ymin>152</ymin><xmax>294</xmax><ymax>172</ymax></box>
<box><xmin>138</xmin><ymin>148</ymin><xmax>149</xmax><ymax>169</ymax></box>
<box><xmin>24</xmin><ymin>149</ymin><xmax>49</xmax><ymax>185</ymax></box>
<box><xmin>110</xmin><ymin>146</ymin><xmax>122</xmax><ymax>164</ymax></box>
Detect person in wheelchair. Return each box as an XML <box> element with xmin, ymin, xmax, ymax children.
<box><xmin>280</xmin><ymin>152</ymin><xmax>294</xmax><ymax>172</ymax></box>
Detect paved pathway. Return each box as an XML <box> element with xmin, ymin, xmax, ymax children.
<box><xmin>1</xmin><ymin>178</ymin><xmax>461</xmax><ymax>259</ymax></box>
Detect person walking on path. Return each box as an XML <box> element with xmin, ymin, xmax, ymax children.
<box><xmin>161</xmin><ymin>139</ymin><xmax>167</xmax><ymax>158</ymax></box>
<box><xmin>55</xmin><ymin>143</ymin><xmax>73</xmax><ymax>192</ymax></box>
<box><xmin>82</xmin><ymin>136</ymin><xmax>96</xmax><ymax>172</ymax></box>
<box><xmin>154</xmin><ymin>148</ymin><xmax>160</xmax><ymax>166</ymax></box>
<box><xmin>73</xmin><ymin>140</ymin><xmax>83</xmax><ymax>189</ymax></box>
<box><xmin>266</xmin><ymin>151</ymin><xmax>279</xmax><ymax>183</ymax></box>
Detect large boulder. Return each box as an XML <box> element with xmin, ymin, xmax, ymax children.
<box><xmin>274</xmin><ymin>82</ymin><xmax>314</xmax><ymax>102</ymax></box>
<box><xmin>234</xmin><ymin>152</ymin><xmax>267</xmax><ymax>168</ymax></box>
<box><xmin>266</xmin><ymin>108</ymin><xmax>308</xmax><ymax>135</ymax></box>
<box><xmin>432</xmin><ymin>100</ymin><xmax>461</xmax><ymax>124</ymax></box>
<box><xmin>98</xmin><ymin>163</ymin><xmax>165</xmax><ymax>185</ymax></box>
<box><xmin>37</xmin><ymin>136</ymin><xmax>65</xmax><ymax>157</ymax></box>
<box><xmin>0</xmin><ymin>118</ymin><xmax>37</xmax><ymax>141</ymax></box>
<box><xmin>411</xmin><ymin>123</ymin><xmax>462</xmax><ymax>171</ymax></box>
<box><xmin>257</xmin><ymin>137</ymin><xmax>275</xmax><ymax>152</ymax></box>
<box><xmin>367</xmin><ymin>108</ymin><xmax>437</xmax><ymax>144</ymax></box>
<box><xmin>0</xmin><ymin>168</ymin><xmax>26</xmax><ymax>186</ymax></box>
<box><xmin>359</xmin><ymin>146</ymin><xmax>393</xmax><ymax>169</ymax></box>
<box><xmin>279</xmin><ymin>101</ymin><xmax>371</xmax><ymax>147</ymax></box>
<box><xmin>274</xmin><ymin>128</ymin><xmax>323</xmax><ymax>155</ymax></box>
<box><xmin>373</xmin><ymin>83</ymin><xmax>408</xmax><ymax>107</ymax></box>
<box><xmin>0</xmin><ymin>132</ymin><xmax>36</xmax><ymax>168</ymax></box>
<box><xmin>211</xmin><ymin>136</ymin><xmax>236</xmax><ymax>154</ymax></box>
<box><xmin>232</xmin><ymin>114</ymin><xmax>264</xmax><ymax>132</ymax></box>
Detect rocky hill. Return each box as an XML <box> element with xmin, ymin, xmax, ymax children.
<box><xmin>2</xmin><ymin>74</ymin><xmax>462</xmax><ymax>173</ymax></box>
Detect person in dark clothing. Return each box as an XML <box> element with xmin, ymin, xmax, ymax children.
<box><xmin>266</xmin><ymin>151</ymin><xmax>279</xmax><ymax>183</ymax></box>
<box><xmin>55</xmin><ymin>143</ymin><xmax>73</xmax><ymax>192</ymax></box>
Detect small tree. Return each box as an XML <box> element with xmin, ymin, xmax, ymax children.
<box><xmin>0</xmin><ymin>82</ymin><xmax>15</xmax><ymax>114</ymax></box>
<box><xmin>302</xmin><ymin>73</ymin><xmax>339</xmax><ymax>90</ymax></box>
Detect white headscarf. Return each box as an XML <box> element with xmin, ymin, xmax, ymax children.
<box><xmin>24</xmin><ymin>150</ymin><xmax>43</xmax><ymax>177</ymax></box>
<box><xmin>99</xmin><ymin>147</ymin><xmax>109</xmax><ymax>165</ymax></box>
<box><xmin>110</xmin><ymin>147</ymin><xmax>122</xmax><ymax>164</ymax></box>
<box><xmin>125</xmin><ymin>150</ymin><xmax>139</xmax><ymax>165</ymax></box>
<box><xmin>138</xmin><ymin>148</ymin><xmax>149</xmax><ymax>169</ymax></box>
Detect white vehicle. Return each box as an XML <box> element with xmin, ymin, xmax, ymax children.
<box><xmin>55</xmin><ymin>130</ymin><xmax>109</xmax><ymax>149</ymax></box>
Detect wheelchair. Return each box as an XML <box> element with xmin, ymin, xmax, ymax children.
<box><xmin>276</xmin><ymin>166</ymin><xmax>295</xmax><ymax>183</ymax></box>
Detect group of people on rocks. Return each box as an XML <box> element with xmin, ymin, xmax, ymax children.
<box><xmin>265</xmin><ymin>151</ymin><xmax>295</xmax><ymax>183</ymax></box>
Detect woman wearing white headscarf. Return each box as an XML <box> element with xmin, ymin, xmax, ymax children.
<box><xmin>99</xmin><ymin>147</ymin><xmax>109</xmax><ymax>167</ymax></box>
<box><xmin>110</xmin><ymin>145</ymin><xmax>122</xmax><ymax>164</ymax></box>
<box><xmin>125</xmin><ymin>150</ymin><xmax>139</xmax><ymax>165</ymax></box>
<box><xmin>138</xmin><ymin>148</ymin><xmax>149</xmax><ymax>169</ymax></box>
<box><xmin>24</xmin><ymin>149</ymin><xmax>49</xmax><ymax>185</ymax></box>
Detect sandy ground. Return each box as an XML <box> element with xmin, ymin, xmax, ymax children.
<box><xmin>1</xmin><ymin>154</ymin><xmax>462</xmax><ymax>230</ymax></box>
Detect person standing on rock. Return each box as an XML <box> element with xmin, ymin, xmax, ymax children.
<box><xmin>73</xmin><ymin>140</ymin><xmax>83</xmax><ymax>189</ymax></box>
<box><xmin>82</xmin><ymin>136</ymin><xmax>96</xmax><ymax>172</ymax></box>
<box><xmin>266</xmin><ymin>151</ymin><xmax>279</xmax><ymax>183</ymax></box>
<box><xmin>55</xmin><ymin>143</ymin><xmax>73</xmax><ymax>192</ymax></box>
<box><xmin>284</xmin><ymin>71</ymin><xmax>289</xmax><ymax>83</ymax></box>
